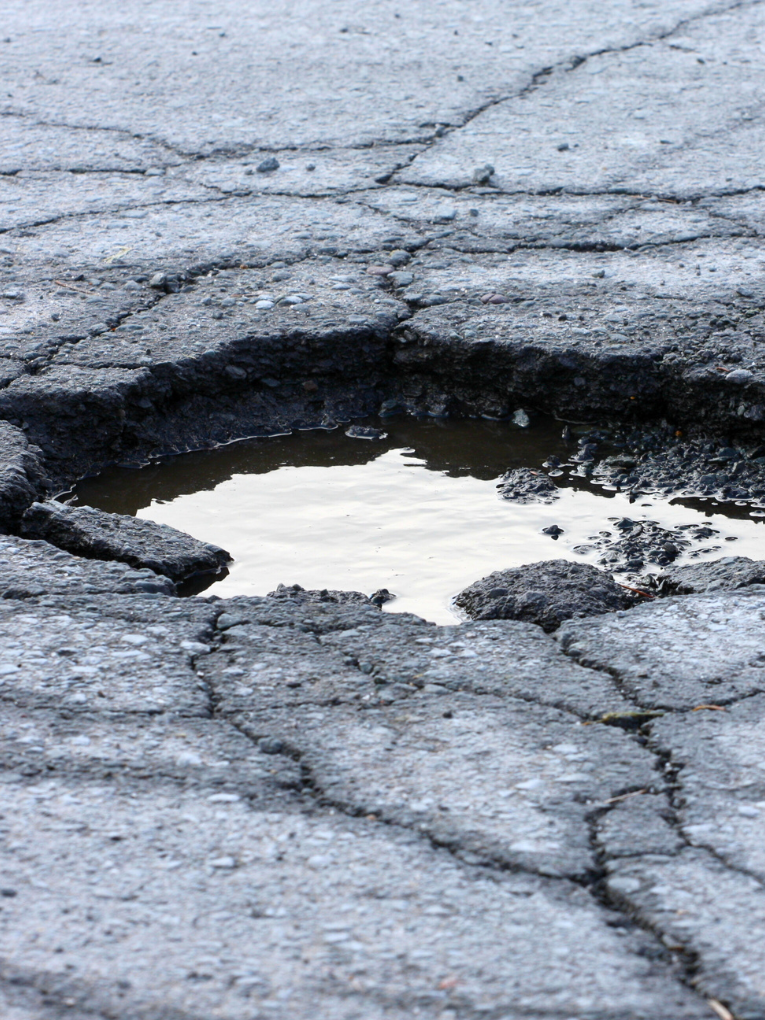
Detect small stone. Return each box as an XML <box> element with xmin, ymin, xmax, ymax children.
<box><xmin>472</xmin><ymin>164</ymin><xmax>495</xmax><ymax>184</ymax></box>
<box><xmin>258</xmin><ymin>737</ymin><xmax>285</xmax><ymax>755</ymax></box>
<box><xmin>255</xmin><ymin>300</ymin><xmax>274</xmax><ymax>310</ymax></box>
<box><xmin>480</xmin><ymin>292</ymin><xmax>507</xmax><ymax>304</ymax></box>
<box><xmin>389</xmin><ymin>271</ymin><xmax>414</xmax><ymax>287</ymax></box>
<box><xmin>726</xmin><ymin>369</ymin><xmax>754</xmax><ymax>384</ymax></box>
<box><xmin>256</xmin><ymin>156</ymin><xmax>280</xmax><ymax>173</ymax></box>
<box><xmin>608</xmin><ymin>876</ymin><xmax>642</xmax><ymax>894</ymax></box>
<box><xmin>216</xmin><ymin>613</ymin><xmax>248</xmax><ymax>630</ymax></box>
<box><xmin>738</xmin><ymin>805</ymin><xmax>760</xmax><ymax>817</ymax></box>
<box><xmin>89</xmin><ymin>323</ymin><xmax>108</xmax><ymax>336</ymax></box>
<box><xmin>388</xmin><ymin>250</ymin><xmax>412</xmax><ymax>267</ymax></box>
<box><xmin>208</xmin><ymin>856</ymin><xmax>237</xmax><ymax>868</ymax></box>
<box><xmin>543</xmin><ymin>525</ymin><xmax>565</xmax><ymax>539</ymax></box>
<box><xmin>149</xmin><ymin>272</ymin><xmax>167</xmax><ymax>289</ymax></box>
<box><xmin>498</xmin><ymin>467</ymin><xmax>558</xmax><ymax>504</ymax></box>
<box><xmin>433</xmin><ymin>206</ymin><xmax>457</xmax><ymax>222</ymax></box>
<box><xmin>366</xmin><ymin>264</ymin><xmax>394</xmax><ymax>276</ymax></box>
<box><xmin>557</xmin><ymin>142</ymin><xmax>570</xmax><ymax>151</ymax></box>
<box><xmin>512</xmin><ymin>409</ymin><xmax>531</xmax><ymax>428</ymax></box>
<box><xmin>345</xmin><ymin>425</ymin><xmax>388</xmax><ymax>440</ymax></box>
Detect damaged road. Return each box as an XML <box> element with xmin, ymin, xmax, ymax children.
<box><xmin>3</xmin><ymin>1</ymin><xmax>765</xmax><ymax>1018</ymax></box>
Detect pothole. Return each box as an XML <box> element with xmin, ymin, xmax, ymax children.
<box><xmin>70</xmin><ymin>416</ymin><xmax>765</xmax><ymax>623</ymax></box>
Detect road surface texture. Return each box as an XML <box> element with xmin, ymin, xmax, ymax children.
<box><xmin>2</xmin><ymin>2</ymin><xmax>765</xmax><ymax>1019</ymax></box>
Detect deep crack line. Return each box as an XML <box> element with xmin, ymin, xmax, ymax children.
<box><xmin>646</xmin><ymin>722</ymin><xmax>765</xmax><ymax>889</ymax></box>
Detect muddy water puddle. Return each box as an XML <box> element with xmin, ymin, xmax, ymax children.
<box><xmin>72</xmin><ymin>417</ymin><xmax>765</xmax><ymax>624</ymax></box>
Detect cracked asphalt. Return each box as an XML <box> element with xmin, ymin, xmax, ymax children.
<box><xmin>2</xmin><ymin>2</ymin><xmax>765</xmax><ymax>1018</ymax></box>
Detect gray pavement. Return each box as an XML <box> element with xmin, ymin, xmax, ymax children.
<box><xmin>3</xmin><ymin>1</ymin><xmax>765</xmax><ymax>1017</ymax></box>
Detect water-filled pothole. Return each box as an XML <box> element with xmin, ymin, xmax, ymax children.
<box><xmin>72</xmin><ymin>416</ymin><xmax>765</xmax><ymax>623</ymax></box>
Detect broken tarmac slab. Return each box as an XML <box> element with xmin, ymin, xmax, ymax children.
<box><xmin>0</xmin><ymin>583</ymin><xmax>762</xmax><ymax>1016</ymax></box>
<box><xmin>0</xmin><ymin>592</ymin><xmax>214</xmax><ymax>715</ymax></box>
<box><xmin>207</xmin><ymin>597</ymin><xmax>631</xmax><ymax>718</ymax></box>
<box><xmin>228</xmin><ymin>690</ymin><xmax>658</xmax><ymax>881</ymax></box>
<box><xmin>0</xmin><ymin>533</ymin><xmax>175</xmax><ymax>599</ymax></box>
<box><xmin>455</xmin><ymin>559</ymin><xmax>633</xmax><ymax>631</ymax></box>
<box><xmin>19</xmin><ymin>500</ymin><xmax>231</xmax><ymax>582</ymax></box>
<box><xmin>0</xmin><ymin>422</ymin><xmax>48</xmax><ymax>529</ymax></box>
<box><xmin>597</xmin><ymin>691</ymin><xmax>765</xmax><ymax>1017</ymax></box>
<box><xmin>0</xmin><ymin>588</ymin><xmax>737</xmax><ymax>1020</ymax></box>
<box><xmin>557</xmin><ymin>587</ymin><xmax>765</xmax><ymax>710</ymax></box>
<box><xmin>649</xmin><ymin>555</ymin><xmax>765</xmax><ymax>596</ymax></box>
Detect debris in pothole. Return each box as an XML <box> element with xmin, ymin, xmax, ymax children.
<box><xmin>266</xmin><ymin>583</ymin><xmax>374</xmax><ymax>606</ymax></box>
<box><xmin>454</xmin><ymin>560</ymin><xmax>633</xmax><ymax>631</ymax></box>
<box><xmin>498</xmin><ymin>467</ymin><xmax>559</xmax><ymax>504</ymax></box>
<box><xmin>542</xmin><ymin>524</ymin><xmax>565</xmax><ymax>539</ymax></box>
<box><xmin>345</xmin><ymin>425</ymin><xmax>388</xmax><ymax>440</ymax></box>
<box><xmin>577</xmin><ymin>424</ymin><xmax>765</xmax><ymax>506</ymax></box>
<box><xmin>572</xmin><ymin>518</ymin><xmax>722</xmax><ymax>574</ymax></box>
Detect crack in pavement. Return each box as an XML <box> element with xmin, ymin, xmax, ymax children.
<box><xmin>394</xmin><ymin>0</ymin><xmax>765</xmax><ymax>188</ymax></box>
<box><xmin>3</xmin><ymin>2</ymin><xmax>765</xmax><ymax>1013</ymax></box>
<box><xmin>193</xmin><ymin>612</ymin><xmax>728</xmax><ymax>1015</ymax></box>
